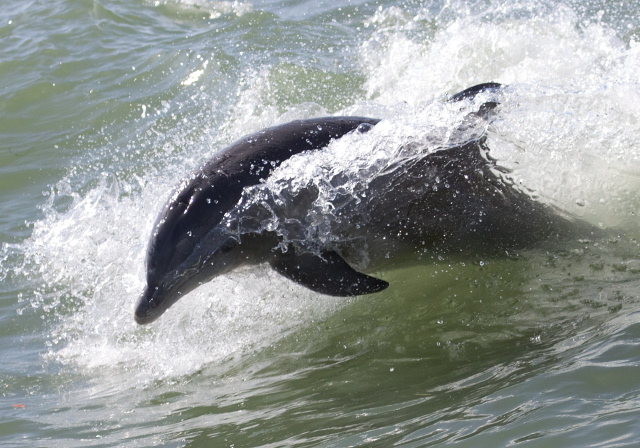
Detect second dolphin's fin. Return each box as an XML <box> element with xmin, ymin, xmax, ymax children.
<box><xmin>449</xmin><ymin>82</ymin><xmax>503</xmax><ymax>102</ymax></box>
<box><xmin>448</xmin><ymin>82</ymin><xmax>503</xmax><ymax>117</ymax></box>
<box><xmin>270</xmin><ymin>249</ymin><xmax>389</xmax><ymax>296</ymax></box>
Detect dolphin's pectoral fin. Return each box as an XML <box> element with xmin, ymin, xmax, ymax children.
<box><xmin>270</xmin><ymin>249</ymin><xmax>389</xmax><ymax>296</ymax></box>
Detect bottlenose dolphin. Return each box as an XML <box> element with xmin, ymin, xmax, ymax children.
<box><xmin>134</xmin><ymin>83</ymin><xmax>573</xmax><ymax>324</ymax></box>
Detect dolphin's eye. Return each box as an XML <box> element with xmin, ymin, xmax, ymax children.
<box><xmin>218</xmin><ymin>238</ymin><xmax>237</xmax><ymax>253</ymax></box>
<box><xmin>357</xmin><ymin>123</ymin><xmax>374</xmax><ymax>133</ymax></box>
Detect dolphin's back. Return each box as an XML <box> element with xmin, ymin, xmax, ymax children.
<box><xmin>203</xmin><ymin>117</ymin><xmax>380</xmax><ymax>181</ymax></box>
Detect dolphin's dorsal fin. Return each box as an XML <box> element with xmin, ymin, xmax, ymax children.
<box><xmin>270</xmin><ymin>249</ymin><xmax>389</xmax><ymax>296</ymax></box>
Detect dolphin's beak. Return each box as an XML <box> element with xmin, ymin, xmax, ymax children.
<box><xmin>134</xmin><ymin>285</ymin><xmax>164</xmax><ymax>325</ymax></box>
<box><xmin>134</xmin><ymin>233</ymin><xmax>245</xmax><ymax>324</ymax></box>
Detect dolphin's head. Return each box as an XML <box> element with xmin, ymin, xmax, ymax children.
<box><xmin>134</xmin><ymin>230</ymin><xmax>241</xmax><ymax>324</ymax></box>
<box><xmin>134</xmin><ymin>177</ymin><xmax>246</xmax><ymax>324</ymax></box>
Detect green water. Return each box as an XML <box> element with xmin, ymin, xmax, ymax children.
<box><xmin>2</xmin><ymin>0</ymin><xmax>640</xmax><ymax>446</ymax></box>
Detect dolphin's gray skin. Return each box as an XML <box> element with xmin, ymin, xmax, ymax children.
<box><xmin>134</xmin><ymin>83</ymin><xmax>572</xmax><ymax>324</ymax></box>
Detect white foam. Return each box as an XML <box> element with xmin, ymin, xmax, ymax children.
<box><xmin>360</xmin><ymin>3</ymin><xmax>640</xmax><ymax>228</ymax></box>
<box><xmin>21</xmin><ymin>167</ymin><xmax>344</xmax><ymax>382</ymax></box>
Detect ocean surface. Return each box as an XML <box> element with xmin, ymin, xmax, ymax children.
<box><xmin>2</xmin><ymin>0</ymin><xmax>640</xmax><ymax>446</ymax></box>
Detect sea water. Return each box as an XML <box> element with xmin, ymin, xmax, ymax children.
<box><xmin>2</xmin><ymin>0</ymin><xmax>640</xmax><ymax>446</ymax></box>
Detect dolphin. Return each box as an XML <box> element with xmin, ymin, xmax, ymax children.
<box><xmin>134</xmin><ymin>83</ymin><xmax>573</xmax><ymax>324</ymax></box>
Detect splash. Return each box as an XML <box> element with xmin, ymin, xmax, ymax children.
<box><xmin>11</xmin><ymin>156</ymin><xmax>346</xmax><ymax>382</ymax></box>
<box><xmin>9</xmin><ymin>0</ymin><xmax>640</xmax><ymax>384</ymax></box>
<box><xmin>360</xmin><ymin>1</ymin><xmax>640</xmax><ymax>229</ymax></box>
